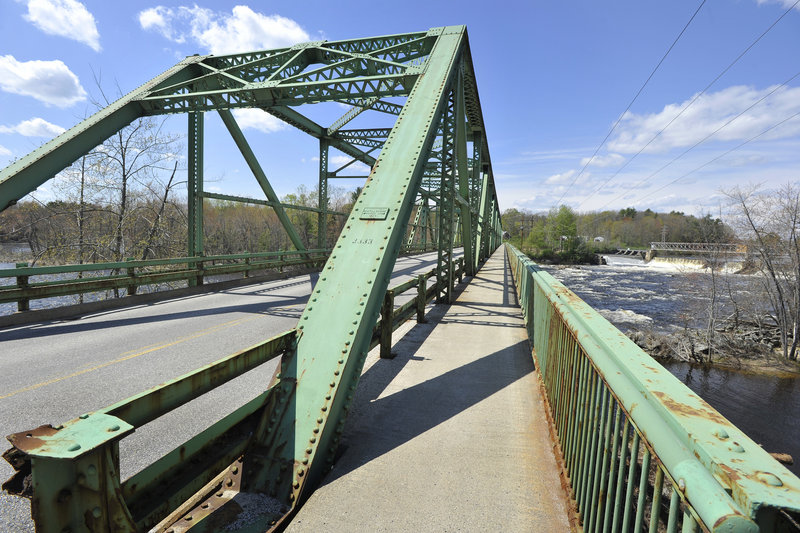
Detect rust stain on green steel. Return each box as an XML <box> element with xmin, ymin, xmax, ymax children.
<box><xmin>7</xmin><ymin>413</ymin><xmax>132</xmax><ymax>459</ymax></box>
<box><xmin>651</xmin><ymin>390</ymin><xmax>728</xmax><ymax>425</ymax></box>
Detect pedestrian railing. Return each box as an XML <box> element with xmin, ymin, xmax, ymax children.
<box><xmin>0</xmin><ymin>250</ymin><xmax>331</xmax><ymax>312</ymax></box>
<box><xmin>505</xmin><ymin>243</ymin><xmax>800</xmax><ymax>532</ymax></box>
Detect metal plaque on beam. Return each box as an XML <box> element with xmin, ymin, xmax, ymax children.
<box><xmin>359</xmin><ymin>207</ymin><xmax>389</xmax><ymax>220</ymax></box>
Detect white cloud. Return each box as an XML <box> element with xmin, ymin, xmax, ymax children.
<box><xmin>138</xmin><ymin>6</ymin><xmax>185</xmax><ymax>43</ymax></box>
<box><xmin>581</xmin><ymin>153</ymin><xmax>624</xmax><ymax>168</ymax></box>
<box><xmin>330</xmin><ymin>154</ymin><xmax>371</xmax><ymax>174</ymax></box>
<box><xmin>756</xmin><ymin>0</ymin><xmax>800</xmax><ymax>9</ymax></box>
<box><xmin>0</xmin><ymin>145</ymin><xmax>11</xmax><ymax>156</ymax></box>
<box><xmin>609</xmin><ymin>85</ymin><xmax>800</xmax><ymax>154</ymax></box>
<box><xmin>545</xmin><ymin>169</ymin><xmax>577</xmax><ymax>185</ymax></box>
<box><xmin>0</xmin><ymin>117</ymin><xmax>66</xmax><ymax>137</ymax></box>
<box><xmin>23</xmin><ymin>0</ymin><xmax>101</xmax><ymax>51</ymax></box>
<box><xmin>231</xmin><ymin>108</ymin><xmax>285</xmax><ymax>133</ymax></box>
<box><xmin>138</xmin><ymin>5</ymin><xmax>310</xmax><ymax>55</ymax></box>
<box><xmin>0</xmin><ymin>55</ymin><xmax>86</xmax><ymax>107</ymax></box>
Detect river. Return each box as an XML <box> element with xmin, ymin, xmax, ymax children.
<box><xmin>541</xmin><ymin>255</ymin><xmax>800</xmax><ymax>476</ymax></box>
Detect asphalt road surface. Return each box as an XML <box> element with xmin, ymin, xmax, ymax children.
<box><xmin>0</xmin><ymin>251</ymin><xmax>457</xmax><ymax>532</ymax></box>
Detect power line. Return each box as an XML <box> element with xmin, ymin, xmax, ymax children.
<box><xmin>594</xmin><ymin>69</ymin><xmax>800</xmax><ymax>212</ymax></box>
<box><xmin>577</xmin><ymin>0</ymin><xmax>800</xmax><ymax>209</ymax></box>
<box><xmin>553</xmin><ymin>0</ymin><xmax>707</xmax><ymax>206</ymax></box>
<box><xmin>631</xmin><ymin>110</ymin><xmax>800</xmax><ymax>206</ymax></box>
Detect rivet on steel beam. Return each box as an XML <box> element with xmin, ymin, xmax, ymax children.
<box><xmin>87</xmin><ymin>465</ymin><xmax>97</xmax><ymax>476</ymax></box>
<box><xmin>92</xmin><ymin>507</ymin><xmax>102</xmax><ymax>518</ymax></box>
<box><xmin>310</xmin><ymin>437</ymin><xmax>316</xmax><ymax>443</ymax></box>
<box><xmin>322</xmin><ymin>406</ymin><xmax>328</xmax><ymax>411</ymax></box>
<box><xmin>678</xmin><ymin>479</ymin><xmax>686</xmax><ymax>491</ymax></box>
<box><xmin>756</xmin><ymin>472</ymin><xmax>784</xmax><ymax>486</ymax></box>
<box><xmin>317</xmin><ymin>417</ymin><xmax>323</xmax><ymax>424</ymax></box>
<box><xmin>714</xmin><ymin>428</ymin><xmax>730</xmax><ymax>440</ymax></box>
<box><xmin>306</xmin><ymin>448</ymin><xmax>313</xmax><ymax>454</ymax></box>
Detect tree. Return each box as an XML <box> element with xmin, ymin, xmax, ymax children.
<box><xmin>725</xmin><ymin>183</ymin><xmax>800</xmax><ymax>360</ymax></box>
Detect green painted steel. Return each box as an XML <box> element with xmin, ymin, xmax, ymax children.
<box><xmin>436</xmin><ymin>86</ymin><xmax>457</xmax><ymax>303</ymax></box>
<box><xmin>505</xmin><ymin>242</ymin><xmax>800</xmax><ymax>532</ymax></box>
<box><xmin>318</xmin><ymin>139</ymin><xmax>330</xmax><ymax>249</ymax></box>
<box><xmin>187</xmin><ymin>111</ymin><xmax>204</xmax><ymax>261</ymax></box>
<box><xmin>2</xmin><ymin>26</ymin><xmax>502</xmax><ymax>532</ymax></box>
<box><xmin>216</xmin><ymin>107</ymin><xmax>307</xmax><ymax>251</ymax></box>
<box><xmin>0</xmin><ymin>250</ymin><xmax>330</xmax><ymax>310</ymax></box>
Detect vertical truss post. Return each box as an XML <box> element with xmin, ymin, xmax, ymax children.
<box><xmin>318</xmin><ymin>139</ymin><xmax>329</xmax><ymax>249</ymax></box>
<box><xmin>406</xmin><ymin>202</ymin><xmax>423</xmax><ymax>248</ymax></box>
<box><xmin>436</xmin><ymin>86</ymin><xmax>457</xmax><ymax>303</ymax></box>
<box><xmin>216</xmin><ymin>108</ymin><xmax>307</xmax><ymax>252</ymax></box>
<box><xmin>476</xmin><ymin>170</ymin><xmax>490</xmax><ymax>263</ymax></box>
<box><xmin>455</xmin><ymin>69</ymin><xmax>474</xmax><ymax>276</ymax></box>
<box><xmin>470</xmin><ymin>136</ymin><xmax>483</xmax><ymax>272</ymax></box>
<box><xmin>421</xmin><ymin>199</ymin><xmax>430</xmax><ymax>250</ymax></box>
<box><xmin>187</xmin><ymin>112</ymin><xmax>204</xmax><ymax>267</ymax></box>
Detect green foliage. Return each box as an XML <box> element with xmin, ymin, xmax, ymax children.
<box><xmin>501</xmin><ymin>205</ymin><xmax>736</xmax><ymax>251</ymax></box>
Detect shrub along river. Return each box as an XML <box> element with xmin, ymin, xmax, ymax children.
<box><xmin>541</xmin><ymin>255</ymin><xmax>800</xmax><ymax>476</ymax></box>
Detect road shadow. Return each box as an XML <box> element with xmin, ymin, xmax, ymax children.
<box><xmin>323</xmin><ymin>338</ymin><xmax>534</xmax><ymax>486</ymax></box>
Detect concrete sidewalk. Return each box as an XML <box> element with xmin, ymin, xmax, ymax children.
<box><xmin>286</xmin><ymin>249</ymin><xmax>572</xmax><ymax>532</ymax></box>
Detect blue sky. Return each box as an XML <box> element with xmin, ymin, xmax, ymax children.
<box><xmin>0</xmin><ymin>0</ymin><xmax>798</xmax><ymax>216</ymax></box>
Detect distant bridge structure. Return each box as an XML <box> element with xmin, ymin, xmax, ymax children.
<box><xmin>650</xmin><ymin>242</ymin><xmax>748</xmax><ymax>254</ymax></box>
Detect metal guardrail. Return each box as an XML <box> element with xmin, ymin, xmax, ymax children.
<box><xmin>2</xmin><ymin>257</ymin><xmax>465</xmax><ymax>532</ymax></box>
<box><xmin>0</xmin><ymin>250</ymin><xmax>332</xmax><ymax>312</ymax></box>
<box><xmin>505</xmin><ymin>243</ymin><xmax>800</xmax><ymax>532</ymax></box>
<box><xmin>0</xmin><ymin>246</ymin><xmax>442</xmax><ymax>313</ymax></box>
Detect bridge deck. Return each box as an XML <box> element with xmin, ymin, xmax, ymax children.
<box><xmin>287</xmin><ymin>249</ymin><xmax>572</xmax><ymax>531</ymax></box>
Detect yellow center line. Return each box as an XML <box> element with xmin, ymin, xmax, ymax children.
<box><xmin>0</xmin><ymin>314</ymin><xmax>265</xmax><ymax>401</ymax></box>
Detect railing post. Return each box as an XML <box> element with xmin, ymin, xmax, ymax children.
<box><xmin>5</xmin><ymin>413</ymin><xmax>135</xmax><ymax>532</ymax></box>
<box><xmin>380</xmin><ymin>288</ymin><xmax>395</xmax><ymax>359</ymax></box>
<box><xmin>244</xmin><ymin>256</ymin><xmax>251</xmax><ymax>278</ymax></box>
<box><xmin>126</xmin><ymin>257</ymin><xmax>137</xmax><ymax>296</ymax></box>
<box><xmin>458</xmin><ymin>257</ymin><xmax>464</xmax><ymax>283</ymax></box>
<box><xmin>15</xmin><ymin>262</ymin><xmax>29</xmax><ymax>312</ymax></box>
<box><xmin>416</xmin><ymin>274</ymin><xmax>428</xmax><ymax>323</ymax></box>
<box><xmin>195</xmin><ymin>253</ymin><xmax>204</xmax><ymax>287</ymax></box>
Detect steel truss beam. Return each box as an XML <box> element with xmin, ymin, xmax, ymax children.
<box><xmin>0</xmin><ymin>26</ymin><xmax>503</xmax><ymax>533</ymax></box>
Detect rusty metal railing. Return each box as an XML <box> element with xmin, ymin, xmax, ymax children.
<box><xmin>505</xmin><ymin>243</ymin><xmax>800</xmax><ymax>532</ymax></box>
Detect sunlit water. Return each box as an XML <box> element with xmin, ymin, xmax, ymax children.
<box><xmin>541</xmin><ymin>255</ymin><xmax>800</xmax><ymax>475</ymax></box>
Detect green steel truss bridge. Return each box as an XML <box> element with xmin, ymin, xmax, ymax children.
<box><xmin>0</xmin><ymin>26</ymin><xmax>799</xmax><ymax>532</ymax></box>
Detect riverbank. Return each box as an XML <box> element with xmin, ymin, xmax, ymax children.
<box><xmin>628</xmin><ymin>325</ymin><xmax>800</xmax><ymax>377</ymax></box>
